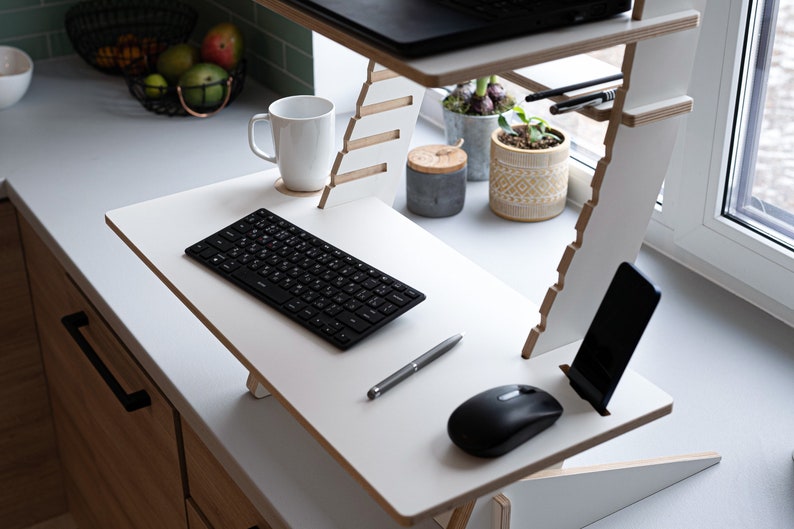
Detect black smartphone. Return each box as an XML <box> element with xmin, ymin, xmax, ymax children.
<box><xmin>566</xmin><ymin>262</ymin><xmax>661</xmax><ymax>414</ymax></box>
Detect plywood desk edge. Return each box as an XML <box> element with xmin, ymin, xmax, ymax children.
<box><xmin>253</xmin><ymin>2</ymin><xmax>699</xmax><ymax>87</ymax></box>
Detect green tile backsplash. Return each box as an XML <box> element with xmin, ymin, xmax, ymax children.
<box><xmin>0</xmin><ymin>0</ymin><xmax>313</xmax><ymax>95</ymax></box>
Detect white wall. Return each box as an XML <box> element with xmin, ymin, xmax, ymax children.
<box><xmin>312</xmin><ymin>33</ymin><xmax>369</xmax><ymax>114</ymax></box>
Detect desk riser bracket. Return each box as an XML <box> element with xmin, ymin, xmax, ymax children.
<box><xmin>319</xmin><ymin>61</ymin><xmax>425</xmax><ymax>210</ymax></box>
<box><xmin>436</xmin><ymin>452</ymin><xmax>720</xmax><ymax>529</ymax></box>
<box><xmin>503</xmin><ymin>451</ymin><xmax>721</xmax><ymax>529</ymax></box>
<box><xmin>524</xmin><ymin>4</ymin><xmax>702</xmax><ymax>357</ymax></box>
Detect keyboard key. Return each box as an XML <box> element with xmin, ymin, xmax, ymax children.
<box><xmin>207</xmin><ymin>236</ymin><xmax>234</xmax><ymax>252</ymax></box>
<box><xmin>208</xmin><ymin>254</ymin><xmax>227</xmax><ymax>266</ymax></box>
<box><xmin>219</xmin><ymin>260</ymin><xmax>241</xmax><ymax>273</ymax></box>
<box><xmin>362</xmin><ymin>278</ymin><xmax>380</xmax><ymax>290</ymax></box>
<box><xmin>337</xmin><ymin>311</ymin><xmax>371</xmax><ymax>333</ymax></box>
<box><xmin>380</xmin><ymin>303</ymin><xmax>398</xmax><ymax>315</ymax></box>
<box><xmin>220</xmin><ymin>228</ymin><xmax>242</xmax><ymax>242</ymax></box>
<box><xmin>284</xmin><ymin>299</ymin><xmax>306</xmax><ymax>313</ymax></box>
<box><xmin>335</xmin><ymin>331</ymin><xmax>353</xmax><ymax>345</ymax></box>
<box><xmin>298</xmin><ymin>307</ymin><xmax>316</xmax><ymax>320</ymax></box>
<box><xmin>324</xmin><ymin>304</ymin><xmax>343</xmax><ymax>316</ymax></box>
<box><xmin>386</xmin><ymin>291</ymin><xmax>409</xmax><ymax>306</ymax></box>
<box><xmin>231</xmin><ymin>268</ymin><xmax>292</xmax><ymax>305</ymax></box>
<box><xmin>188</xmin><ymin>241</ymin><xmax>210</xmax><ymax>254</ymax></box>
<box><xmin>356</xmin><ymin>307</ymin><xmax>384</xmax><ymax>325</ymax></box>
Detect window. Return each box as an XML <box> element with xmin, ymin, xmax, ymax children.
<box><xmin>724</xmin><ymin>0</ymin><xmax>794</xmax><ymax>251</ymax></box>
<box><xmin>645</xmin><ymin>0</ymin><xmax>794</xmax><ymax>325</ymax></box>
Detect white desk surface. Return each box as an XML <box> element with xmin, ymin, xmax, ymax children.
<box><xmin>106</xmin><ymin>169</ymin><xmax>672</xmax><ymax>524</ymax></box>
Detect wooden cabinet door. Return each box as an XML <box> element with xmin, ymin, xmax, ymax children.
<box><xmin>182</xmin><ymin>419</ymin><xmax>275</xmax><ymax>529</ymax></box>
<box><xmin>0</xmin><ymin>201</ymin><xmax>67</xmax><ymax>529</ymax></box>
<box><xmin>186</xmin><ymin>498</ymin><xmax>214</xmax><ymax>529</ymax></box>
<box><xmin>19</xmin><ymin>217</ymin><xmax>187</xmax><ymax>529</ymax></box>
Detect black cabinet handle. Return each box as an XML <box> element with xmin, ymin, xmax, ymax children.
<box><xmin>61</xmin><ymin>311</ymin><xmax>151</xmax><ymax>412</ymax></box>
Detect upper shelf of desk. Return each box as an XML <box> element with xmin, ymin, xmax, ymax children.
<box><xmin>255</xmin><ymin>1</ymin><xmax>699</xmax><ymax>87</ymax></box>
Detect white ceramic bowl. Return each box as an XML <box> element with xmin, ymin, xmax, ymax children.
<box><xmin>0</xmin><ymin>46</ymin><xmax>33</xmax><ymax>110</ymax></box>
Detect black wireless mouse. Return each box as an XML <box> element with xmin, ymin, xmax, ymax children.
<box><xmin>447</xmin><ymin>384</ymin><xmax>563</xmax><ymax>457</ymax></box>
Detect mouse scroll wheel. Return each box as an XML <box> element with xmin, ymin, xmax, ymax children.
<box><xmin>497</xmin><ymin>389</ymin><xmax>520</xmax><ymax>401</ymax></box>
<box><xmin>498</xmin><ymin>386</ymin><xmax>538</xmax><ymax>401</ymax></box>
<box><xmin>495</xmin><ymin>387</ymin><xmax>527</xmax><ymax>401</ymax></box>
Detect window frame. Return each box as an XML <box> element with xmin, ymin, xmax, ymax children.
<box><xmin>723</xmin><ymin>0</ymin><xmax>794</xmax><ymax>249</ymax></box>
<box><xmin>644</xmin><ymin>0</ymin><xmax>794</xmax><ymax>325</ymax></box>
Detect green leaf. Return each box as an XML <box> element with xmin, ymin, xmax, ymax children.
<box><xmin>498</xmin><ymin>114</ymin><xmax>518</xmax><ymax>135</ymax></box>
<box><xmin>513</xmin><ymin>105</ymin><xmax>528</xmax><ymax>124</ymax></box>
<box><xmin>531</xmin><ymin>116</ymin><xmax>550</xmax><ymax>129</ymax></box>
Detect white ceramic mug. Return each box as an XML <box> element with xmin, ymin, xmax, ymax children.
<box><xmin>248</xmin><ymin>95</ymin><xmax>335</xmax><ymax>192</ymax></box>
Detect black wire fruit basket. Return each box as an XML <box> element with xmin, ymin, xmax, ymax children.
<box><xmin>124</xmin><ymin>59</ymin><xmax>246</xmax><ymax>117</ymax></box>
<box><xmin>65</xmin><ymin>0</ymin><xmax>197</xmax><ymax>75</ymax></box>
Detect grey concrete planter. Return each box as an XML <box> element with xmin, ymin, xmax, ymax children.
<box><xmin>443</xmin><ymin>108</ymin><xmax>501</xmax><ymax>181</ymax></box>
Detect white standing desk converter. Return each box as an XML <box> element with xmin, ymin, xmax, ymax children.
<box><xmin>106</xmin><ymin>169</ymin><xmax>676</xmax><ymax>526</ymax></box>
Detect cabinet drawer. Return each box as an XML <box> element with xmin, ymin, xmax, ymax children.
<box><xmin>187</xmin><ymin>498</ymin><xmax>213</xmax><ymax>529</ymax></box>
<box><xmin>19</xmin><ymin>217</ymin><xmax>187</xmax><ymax>529</ymax></box>
<box><xmin>182</xmin><ymin>419</ymin><xmax>275</xmax><ymax>529</ymax></box>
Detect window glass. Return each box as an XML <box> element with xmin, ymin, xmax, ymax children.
<box><xmin>725</xmin><ymin>0</ymin><xmax>794</xmax><ymax>250</ymax></box>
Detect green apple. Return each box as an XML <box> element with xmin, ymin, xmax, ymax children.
<box><xmin>178</xmin><ymin>63</ymin><xmax>229</xmax><ymax>108</ymax></box>
<box><xmin>143</xmin><ymin>73</ymin><xmax>168</xmax><ymax>99</ymax></box>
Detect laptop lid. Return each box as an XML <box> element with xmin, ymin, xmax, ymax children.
<box><xmin>286</xmin><ymin>0</ymin><xmax>632</xmax><ymax>58</ymax></box>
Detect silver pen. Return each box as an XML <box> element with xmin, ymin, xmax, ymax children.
<box><xmin>367</xmin><ymin>332</ymin><xmax>464</xmax><ymax>400</ymax></box>
<box><xmin>550</xmin><ymin>88</ymin><xmax>617</xmax><ymax>115</ymax></box>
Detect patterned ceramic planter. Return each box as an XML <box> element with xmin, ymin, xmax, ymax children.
<box><xmin>489</xmin><ymin>126</ymin><xmax>570</xmax><ymax>222</ymax></box>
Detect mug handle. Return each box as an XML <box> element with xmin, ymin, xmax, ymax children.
<box><xmin>248</xmin><ymin>113</ymin><xmax>277</xmax><ymax>163</ymax></box>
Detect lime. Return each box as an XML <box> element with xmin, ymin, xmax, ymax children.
<box><xmin>143</xmin><ymin>73</ymin><xmax>168</xmax><ymax>99</ymax></box>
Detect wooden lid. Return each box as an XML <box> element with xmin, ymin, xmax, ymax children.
<box><xmin>407</xmin><ymin>144</ymin><xmax>467</xmax><ymax>174</ymax></box>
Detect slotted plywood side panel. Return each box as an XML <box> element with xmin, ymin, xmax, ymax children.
<box><xmin>319</xmin><ymin>61</ymin><xmax>425</xmax><ymax>209</ymax></box>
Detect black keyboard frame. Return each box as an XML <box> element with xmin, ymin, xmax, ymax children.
<box><xmin>185</xmin><ymin>208</ymin><xmax>426</xmax><ymax>350</ymax></box>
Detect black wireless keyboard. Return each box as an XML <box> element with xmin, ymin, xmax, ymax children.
<box><xmin>185</xmin><ymin>208</ymin><xmax>426</xmax><ymax>350</ymax></box>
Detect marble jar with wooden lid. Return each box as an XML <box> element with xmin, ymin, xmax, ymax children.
<box><xmin>406</xmin><ymin>142</ymin><xmax>467</xmax><ymax>217</ymax></box>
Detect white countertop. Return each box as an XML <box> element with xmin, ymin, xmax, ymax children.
<box><xmin>3</xmin><ymin>57</ymin><xmax>794</xmax><ymax>529</ymax></box>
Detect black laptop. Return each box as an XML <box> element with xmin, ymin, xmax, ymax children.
<box><xmin>284</xmin><ymin>0</ymin><xmax>632</xmax><ymax>57</ymax></box>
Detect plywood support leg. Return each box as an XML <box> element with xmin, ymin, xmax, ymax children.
<box><xmin>436</xmin><ymin>452</ymin><xmax>718</xmax><ymax>528</ymax></box>
<box><xmin>446</xmin><ymin>500</ymin><xmax>476</xmax><ymax>529</ymax></box>
<box><xmin>246</xmin><ymin>372</ymin><xmax>270</xmax><ymax>399</ymax></box>
<box><xmin>499</xmin><ymin>452</ymin><xmax>720</xmax><ymax>528</ymax></box>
